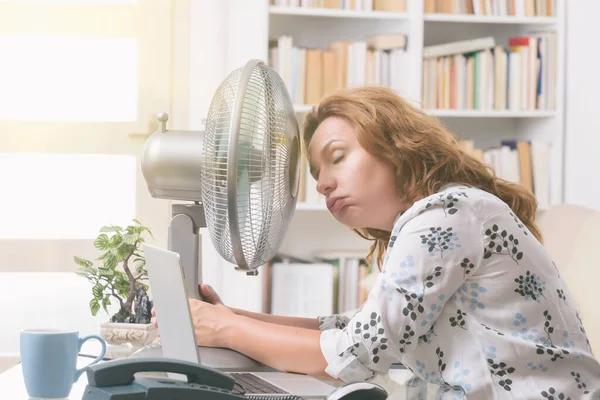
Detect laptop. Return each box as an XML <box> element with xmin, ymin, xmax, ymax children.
<box><xmin>142</xmin><ymin>243</ymin><xmax>337</xmax><ymax>399</ymax></box>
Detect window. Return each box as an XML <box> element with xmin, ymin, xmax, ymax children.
<box><xmin>0</xmin><ymin>0</ymin><xmax>173</xmax><ymax>356</ymax></box>
<box><xmin>0</xmin><ymin>35</ymin><xmax>138</xmax><ymax>121</ymax></box>
<box><xmin>0</xmin><ymin>154</ymin><xmax>136</xmax><ymax>239</ymax></box>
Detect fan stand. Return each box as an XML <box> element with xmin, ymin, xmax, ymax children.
<box><xmin>168</xmin><ymin>203</ymin><xmax>204</xmax><ymax>301</ymax></box>
<box><xmin>167</xmin><ymin>203</ymin><xmax>267</xmax><ymax>371</ymax></box>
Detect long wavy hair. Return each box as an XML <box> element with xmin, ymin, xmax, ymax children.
<box><xmin>302</xmin><ymin>86</ymin><xmax>542</xmax><ymax>270</ymax></box>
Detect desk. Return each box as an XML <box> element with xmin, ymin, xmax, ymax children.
<box><xmin>0</xmin><ymin>356</ymin><xmax>92</xmax><ymax>399</ymax></box>
<box><xmin>0</xmin><ymin>355</ymin><xmax>427</xmax><ymax>400</ymax></box>
<box><xmin>0</xmin><ymin>356</ymin><xmax>344</xmax><ymax>400</ymax></box>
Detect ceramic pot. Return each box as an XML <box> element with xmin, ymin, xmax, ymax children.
<box><xmin>99</xmin><ymin>321</ymin><xmax>157</xmax><ymax>348</ymax></box>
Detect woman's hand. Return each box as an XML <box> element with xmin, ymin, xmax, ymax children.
<box><xmin>199</xmin><ymin>283</ymin><xmax>225</xmax><ymax>306</ymax></box>
<box><xmin>188</xmin><ymin>299</ymin><xmax>238</xmax><ymax>348</ymax></box>
<box><xmin>151</xmin><ymin>283</ymin><xmax>236</xmax><ymax>346</ymax></box>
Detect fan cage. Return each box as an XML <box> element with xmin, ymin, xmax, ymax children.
<box><xmin>201</xmin><ymin>60</ymin><xmax>300</xmax><ymax>270</ymax></box>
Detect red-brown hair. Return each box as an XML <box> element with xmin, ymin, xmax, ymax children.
<box><xmin>303</xmin><ymin>86</ymin><xmax>542</xmax><ymax>270</ymax></box>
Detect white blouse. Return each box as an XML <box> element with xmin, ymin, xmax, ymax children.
<box><xmin>318</xmin><ymin>185</ymin><xmax>600</xmax><ymax>399</ymax></box>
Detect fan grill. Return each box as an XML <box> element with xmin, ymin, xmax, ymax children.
<box><xmin>201</xmin><ymin>61</ymin><xmax>299</xmax><ymax>270</ymax></box>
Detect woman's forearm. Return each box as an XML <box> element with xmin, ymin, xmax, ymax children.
<box><xmin>230</xmin><ymin>307</ymin><xmax>320</xmax><ymax>330</ymax></box>
<box><xmin>224</xmin><ymin>315</ymin><xmax>329</xmax><ymax>377</ymax></box>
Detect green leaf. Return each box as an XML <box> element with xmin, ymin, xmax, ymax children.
<box><xmin>109</xmin><ymin>234</ymin><xmax>123</xmax><ymax>247</ymax></box>
<box><xmin>93</xmin><ymin>234</ymin><xmax>110</xmax><ymax>250</ymax></box>
<box><xmin>76</xmin><ymin>266</ymin><xmax>97</xmax><ymax>280</ymax></box>
<box><xmin>98</xmin><ymin>267</ymin><xmax>115</xmax><ymax>278</ymax></box>
<box><xmin>92</xmin><ymin>283</ymin><xmax>103</xmax><ymax>299</ymax></box>
<box><xmin>114</xmin><ymin>273</ymin><xmax>130</xmax><ymax>298</ymax></box>
<box><xmin>122</xmin><ymin>233</ymin><xmax>138</xmax><ymax>245</ymax></box>
<box><xmin>99</xmin><ymin>225</ymin><xmax>123</xmax><ymax>233</ymax></box>
<box><xmin>133</xmin><ymin>218</ymin><xmax>142</xmax><ymax>226</ymax></box>
<box><xmin>102</xmin><ymin>296</ymin><xmax>111</xmax><ymax>313</ymax></box>
<box><xmin>90</xmin><ymin>299</ymin><xmax>100</xmax><ymax>316</ymax></box>
<box><xmin>73</xmin><ymin>256</ymin><xmax>92</xmax><ymax>268</ymax></box>
<box><xmin>138</xmin><ymin>225</ymin><xmax>154</xmax><ymax>240</ymax></box>
<box><xmin>76</xmin><ymin>270</ymin><xmax>95</xmax><ymax>282</ymax></box>
<box><xmin>104</xmin><ymin>253</ymin><xmax>118</xmax><ymax>269</ymax></box>
<box><xmin>115</xmin><ymin>245</ymin><xmax>133</xmax><ymax>261</ymax></box>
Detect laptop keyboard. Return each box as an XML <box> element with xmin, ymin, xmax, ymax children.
<box><xmin>230</xmin><ymin>372</ymin><xmax>289</xmax><ymax>395</ymax></box>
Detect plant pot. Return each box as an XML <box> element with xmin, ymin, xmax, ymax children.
<box><xmin>99</xmin><ymin>321</ymin><xmax>158</xmax><ymax>349</ymax></box>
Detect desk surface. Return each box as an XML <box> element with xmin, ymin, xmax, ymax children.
<box><xmin>0</xmin><ymin>355</ymin><xmax>421</xmax><ymax>400</ymax></box>
<box><xmin>0</xmin><ymin>356</ymin><xmax>347</xmax><ymax>400</ymax></box>
<box><xmin>0</xmin><ymin>356</ymin><xmax>92</xmax><ymax>399</ymax></box>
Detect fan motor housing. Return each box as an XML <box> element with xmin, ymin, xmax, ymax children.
<box><xmin>141</xmin><ymin>114</ymin><xmax>206</xmax><ymax>202</ymax></box>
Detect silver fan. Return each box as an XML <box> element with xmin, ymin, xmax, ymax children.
<box><xmin>140</xmin><ymin>60</ymin><xmax>301</xmax><ymax>369</ymax></box>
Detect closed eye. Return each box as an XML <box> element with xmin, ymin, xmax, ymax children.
<box><xmin>331</xmin><ymin>150</ymin><xmax>344</xmax><ymax>165</ymax></box>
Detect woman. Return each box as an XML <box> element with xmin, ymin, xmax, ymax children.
<box><xmin>157</xmin><ymin>86</ymin><xmax>600</xmax><ymax>398</ymax></box>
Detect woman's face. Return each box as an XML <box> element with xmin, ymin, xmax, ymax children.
<box><xmin>307</xmin><ymin>116</ymin><xmax>407</xmax><ymax>231</ymax></box>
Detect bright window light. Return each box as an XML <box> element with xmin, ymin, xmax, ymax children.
<box><xmin>0</xmin><ymin>154</ymin><xmax>136</xmax><ymax>239</ymax></box>
<box><xmin>0</xmin><ymin>1</ymin><xmax>137</xmax><ymax>4</ymax></box>
<box><xmin>0</xmin><ymin>35</ymin><xmax>138</xmax><ymax>122</ymax></box>
<box><xmin>0</xmin><ymin>272</ymin><xmax>120</xmax><ymax>354</ymax></box>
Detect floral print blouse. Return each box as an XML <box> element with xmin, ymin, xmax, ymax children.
<box><xmin>318</xmin><ymin>185</ymin><xmax>600</xmax><ymax>399</ymax></box>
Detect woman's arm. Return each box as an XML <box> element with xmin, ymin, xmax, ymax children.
<box><xmin>199</xmin><ymin>283</ymin><xmax>320</xmax><ymax>330</ymax></box>
<box><xmin>230</xmin><ymin>307</ymin><xmax>320</xmax><ymax>330</ymax></box>
<box><xmin>224</xmin><ymin>314</ymin><xmax>328</xmax><ymax>377</ymax></box>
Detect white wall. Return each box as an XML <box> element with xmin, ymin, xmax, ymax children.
<box><xmin>564</xmin><ymin>0</ymin><xmax>600</xmax><ymax>210</ymax></box>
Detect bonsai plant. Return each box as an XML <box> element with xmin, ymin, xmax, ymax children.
<box><xmin>74</xmin><ymin>219</ymin><xmax>157</xmax><ymax>347</ymax></box>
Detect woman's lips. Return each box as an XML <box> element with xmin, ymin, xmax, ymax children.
<box><xmin>327</xmin><ymin>197</ymin><xmax>346</xmax><ymax>213</ymax></box>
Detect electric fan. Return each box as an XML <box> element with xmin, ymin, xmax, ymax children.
<box><xmin>140</xmin><ymin>59</ymin><xmax>301</xmax><ymax>369</ymax></box>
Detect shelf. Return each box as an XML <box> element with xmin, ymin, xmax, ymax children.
<box><xmin>269</xmin><ymin>6</ymin><xmax>409</xmax><ymax>20</ymax></box>
<box><xmin>296</xmin><ymin>202</ymin><xmax>327</xmax><ymax>211</ymax></box>
<box><xmin>425</xmin><ymin>109</ymin><xmax>557</xmax><ymax>118</ymax></box>
<box><xmin>423</xmin><ymin>13</ymin><xmax>557</xmax><ymax>24</ymax></box>
<box><xmin>296</xmin><ymin>105</ymin><xmax>557</xmax><ymax>118</ymax></box>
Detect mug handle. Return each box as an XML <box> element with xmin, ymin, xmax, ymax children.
<box><xmin>74</xmin><ymin>334</ymin><xmax>107</xmax><ymax>381</ymax></box>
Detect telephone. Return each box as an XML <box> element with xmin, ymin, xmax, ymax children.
<box><xmin>81</xmin><ymin>357</ymin><xmax>303</xmax><ymax>400</ymax></box>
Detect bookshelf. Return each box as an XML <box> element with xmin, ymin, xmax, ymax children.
<box><xmin>426</xmin><ymin>109</ymin><xmax>557</xmax><ymax>118</ymax></box>
<box><xmin>270</xmin><ymin>5</ymin><xmax>409</xmax><ymax>19</ymax></box>
<box><xmin>296</xmin><ymin>105</ymin><xmax>557</xmax><ymax>118</ymax></box>
<box><xmin>422</xmin><ymin>14</ymin><xmax>556</xmax><ymax>24</ymax></box>
<box><xmin>253</xmin><ymin>0</ymin><xmax>566</xmax><ymax>261</ymax></box>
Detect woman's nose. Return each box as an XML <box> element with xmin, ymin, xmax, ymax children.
<box><xmin>316</xmin><ymin>173</ymin><xmax>336</xmax><ymax>196</ymax></box>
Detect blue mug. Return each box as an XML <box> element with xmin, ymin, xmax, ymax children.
<box><xmin>20</xmin><ymin>329</ymin><xmax>107</xmax><ymax>399</ymax></box>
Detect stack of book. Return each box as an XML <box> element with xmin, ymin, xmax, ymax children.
<box><xmin>267</xmin><ymin>251</ymin><xmax>372</xmax><ymax>317</ymax></box>
<box><xmin>271</xmin><ymin>0</ymin><xmax>407</xmax><ymax>12</ymax></box>
<box><xmin>269</xmin><ymin>33</ymin><xmax>409</xmax><ymax>106</ymax></box>
<box><xmin>422</xmin><ymin>34</ymin><xmax>557</xmax><ymax>111</ymax></box>
<box><xmin>458</xmin><ymin>139</ymin><xmax>551</xmax><ymax>209</ymax></box>
<box><xmin>424</xmin><ymin>0</ymin><xmax>555</xmax><ymax>16</ymax></box>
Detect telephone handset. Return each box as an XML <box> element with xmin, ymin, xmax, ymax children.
<box><xmin>81</xmin><ymin>356</ymin><xmax>244</xmax><ymax>399</ymax></box>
